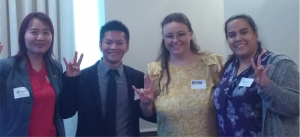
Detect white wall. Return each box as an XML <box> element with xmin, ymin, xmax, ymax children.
<box><xmin>224</xmin><ymin>0</ymin><xmax>299</xmax><ymax>66</ymax></box>
<box><xmin>104</xmin><ymin>0</ymin><xmax>226</xmax><ymax>131</ymax></box>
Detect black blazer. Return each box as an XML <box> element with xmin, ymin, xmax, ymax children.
<box><xmin>58</xmin><ymin>61</ymin><xmax>156</xmax><ymax>136</ymax></box>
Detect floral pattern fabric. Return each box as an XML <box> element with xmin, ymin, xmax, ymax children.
<box><xmin>148</xmin><ymin>53</ymin><xmax>222</xmax><ymax>137</ymax></box>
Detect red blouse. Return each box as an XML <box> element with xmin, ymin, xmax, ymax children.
<box><xmin>26</xmin><ymin>60</ymin><xmax>57</xmax><ymax>136</ymax></box>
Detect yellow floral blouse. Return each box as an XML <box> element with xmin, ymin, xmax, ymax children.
<box><xmin>148</xmin><ymin>53</ymin><xmax>222</xmax><ymax>137</ymax></box>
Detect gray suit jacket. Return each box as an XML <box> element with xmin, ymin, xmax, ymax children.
<box><xmin>0</xmin><ymin>56</ymin><xmax>65</xmax><ymax>136</ymax></box>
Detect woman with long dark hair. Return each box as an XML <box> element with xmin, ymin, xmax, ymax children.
<box><xmin>214</xmin><ymin>14</ymin><xmax>299</xmax><ymax>137</ymax></box>
<box><xmin>0</xmin><ymin>12</ymin><xmax>65</xmax><ymax>137</ymax></box>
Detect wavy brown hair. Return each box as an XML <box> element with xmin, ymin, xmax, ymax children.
<box><xmin>157</xmin><ymin>13</ymin><xmax>200</xmax><ymax>93</ymax></box>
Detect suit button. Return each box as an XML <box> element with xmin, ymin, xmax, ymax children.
<box><xmin>26</xmin><ymin>101</ymin><xmax>31</xmax><ymax>104</ymax></box>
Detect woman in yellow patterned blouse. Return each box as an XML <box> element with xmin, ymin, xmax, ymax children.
<box><xmin>133</xmin><ymin>13</ymin><xmax>222</xmax><ymax>136</ymax></box>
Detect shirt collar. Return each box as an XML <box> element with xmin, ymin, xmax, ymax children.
<box><xmin>25</xmin><ymin>58</ymin><xmax>45</xmax><ymax>71</ymax></box>
<box><xmin>98</xmin><ymin>58</ymin><xmax>124</xmax><ymax>77</ymax></box>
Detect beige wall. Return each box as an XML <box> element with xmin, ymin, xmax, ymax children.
<box><xmin>104</xmin><ymin>0</ymin><xmax>226</xmax><ymax>131</ymax></box>
<box><xmin>105</xmin><ymin>0</ymin><xmax>227</xmax><ymax>72</ymax></box>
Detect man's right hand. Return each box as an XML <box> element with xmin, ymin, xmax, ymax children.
<box><xmin>63</xmin><ymin>51</ymin><xmax>84</xmax><ymax>77</ymax></box>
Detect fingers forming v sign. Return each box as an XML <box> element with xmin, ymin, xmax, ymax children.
<box><xmin>251</xmin><ymin>55</ymin><xmax>271</xmax><ymax>88</ymax></box>
<box><xmin>132</xmin><ymin>75</ymin><xmax>155</xmax><ymax>105</ymax></box>
<box><xmin>0</xmin><ymin>42</ymin><xmax>3</xmax><ymax>56</ymax></box>
<box><xmin>63</xmin><ymin>51</ymin><xmax>84</xmax><ymax>77</ymax></box>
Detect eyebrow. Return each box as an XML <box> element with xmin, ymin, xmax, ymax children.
<box><xmin>228</xmin><ymin>28</ymin><xmax>249</xmax><ymax>34</ymax></box>
<box><xmin>240</xmin><ymin>28</ymin><xmax>249</xmax><ymax>31</ymax></box>
<box><xmin>165</xmin><ymin>31</ymin><xmax>188</xmax><ymax>34</ymax></box>
<box><xmin>28</xmin><ymin>28</ymin><xmax>50</xmax><ymax>31</ymax></box>
<box><xmin>104</xmin><ymin>39</ymin><xmax>125</xmax><ymax>42</ymax></box>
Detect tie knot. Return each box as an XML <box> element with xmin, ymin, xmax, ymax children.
<box><xmin>107</xmin><ymin>69</ymin><xmax>118</xmax><ymax>77</ymax></box>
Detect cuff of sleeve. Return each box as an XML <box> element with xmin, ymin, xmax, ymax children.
<box><xmin>140</xmin><ymin>101</ymin><xmax>155</xmax><ymax>117</ymax></box>
<box><xmin>62</xmin><ymin>72</ymin><xmax>80</xmax><ymax>84</ymax></box>
<box><xmin>258</xmin><ymin>80</ymin><xmax>278</xmax><ymax>102</ymax></box>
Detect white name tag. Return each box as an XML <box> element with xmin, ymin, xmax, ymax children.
<box><xmin>191</xmin><ymin>80</ymin><xmax>206</xmax><ymax>89</ymax></box>
<box><xmin>13</xmin><ymin>87</ymin><xmax>30</xmax><ymax>99</ymax></box>
<box><xmin>238</xmin><ymin>77</ymin><xmax>254</xmax><ymax>87</ymax></box>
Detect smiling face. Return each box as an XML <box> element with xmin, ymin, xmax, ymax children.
<box><xmin>24</xmin><ymin>18</ymin><xmax>53</xmax><ymax>56</ymax></box>
<box><xmin>100</xmin><ymin>31</ymin><xmax>129</xmax><ymax>65</ymax></box>
<box><xmin>162</xmin><ymin>21</ymin><xmax>193</xmax><ymax>57</ymax></box>
<box><xmin>226</xmin><ymin>18</ymin><xmax>258</xmax><ymax>59</ymax></box>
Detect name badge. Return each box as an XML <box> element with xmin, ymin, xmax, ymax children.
<box><xmin>238</xmin><ymin>77</ymin><xmax>254</xmax><ymax>87</ymax></box>
<box><xmin>191</xmin><ymin>80</ymin><xmax>206</xmax><ymax>89</ymax></box>
<box><xmin>13</xmin><ymin>87</ymin><xmax>30</xmax><ymax>99</ymax></box>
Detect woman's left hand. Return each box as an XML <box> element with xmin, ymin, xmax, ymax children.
<box><xmin>251</xmin><ymin>55</ymin><xmax>271</xmax><ymax>89</ymax></box>
<box><xmin>132</xmin><ymin>75</ymin><xmax>155</xmax><ymax>105</ymax></box>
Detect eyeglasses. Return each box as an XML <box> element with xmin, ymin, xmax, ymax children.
<box><xmin>163</xmin><ymin>31</ymin><xmax>190</xmax><ymax>40</ymax></box>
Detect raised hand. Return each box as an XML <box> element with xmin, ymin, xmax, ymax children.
<box><xmin>132</xmin><ymin>75</ymin><xmax>155</xmax><ymax>105</ymax></box>
<box><xmin>251</xmin><ymin>55</ymin><xmax>271</xmax><ymax>89</ymax></box>
<box><xmin>63</xmin><ymin>51</ymin><xmax>84</xmax><ymax>77</ymax></box>
<box><xmin>0</xmin><ymin>42</ymin><xmax>3</xmax><ymax>56</ymax></box>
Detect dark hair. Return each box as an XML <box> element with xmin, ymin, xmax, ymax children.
<box><xmin>100</xmin><ymin>20</ymin><xmax>130</xmax><ymax>44</ymax></box>
<box><xmin>157</xmin><ymin>13</ymin><xmax>199</xmax><ymax>93</ymax></box>
<box><xmin>14</xmin><ymin>12</ymin><xmax>55</xmax><ymax>70</ymax></box>
<box><xmin>220</xmin><ymin>14</ymin><xmax>262</xmax><ymax>78</ymax></box>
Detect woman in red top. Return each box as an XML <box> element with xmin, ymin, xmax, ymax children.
<box><xmin>0</xmin><ymin>12</ymin><xmax>65</xmax><ymax>136</ymax></box>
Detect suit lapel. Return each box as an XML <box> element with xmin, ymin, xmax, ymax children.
<box><xmin>123</xmin><ymin>66</ymin><xmax>135</xmax><ymax>116</ymax></box>
<box><xmin>45</xmin><ymin>59</ymin><xmax>60</xmax><ymax>100</ymax></box>
<box><xmin>88</xmin><ymin>61</ymin><xmax>103</xmax><ymax>116</ymax></box>
<box><xmin>15</xmin><ymin>59</ymin><xmax>34</xmax><ymax>100</ymax></box>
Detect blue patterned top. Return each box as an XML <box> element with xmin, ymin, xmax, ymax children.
<box><xmin>214</xmin><ymin>51</ymin><xmax>272</xmax><ymax>137</ymax></box>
